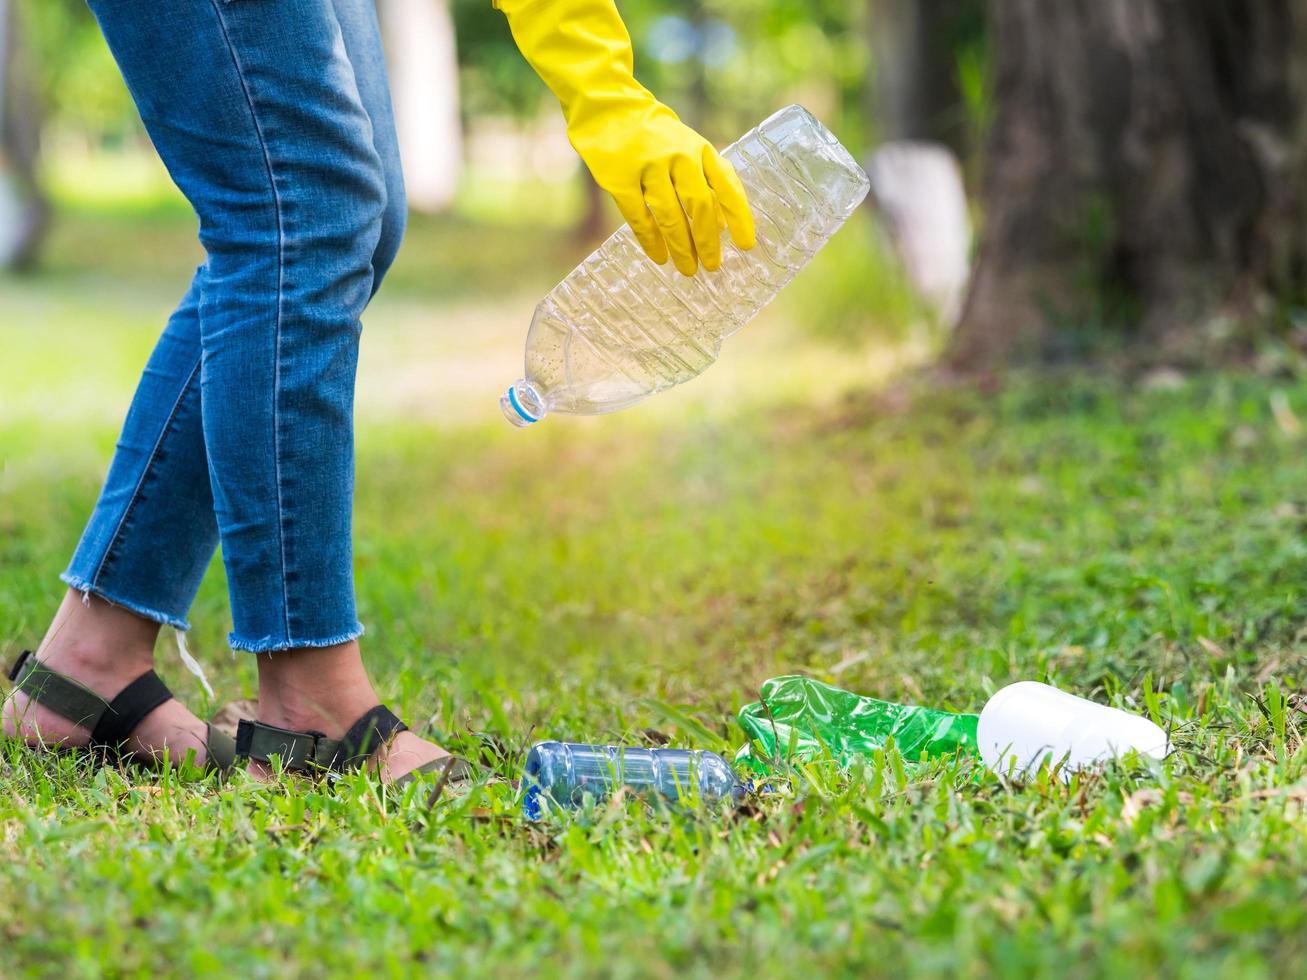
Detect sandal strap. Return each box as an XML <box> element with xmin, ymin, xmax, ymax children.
<box><xmin>236</xmin><ymin>720</ymin><xmax>335</xmax><ymax>771</ymax></box>
<box><xmin>235</xmin><ymin>704</ymin><xmax>407</xmax><ymax>774</ymax></box>
<box><xmin>204</xmin><ymin>725</ymin><xmax>238</xmax><ymax>772</ymax></box>
<box><xmin>7</xmin><ymin>649</ymin><xmax>33</xmax><ymax>682</ymax></box>
<box><xmin>333</xmin><ymin>705</ymin><xmax>407</xmax><ymax>771</ymax></box>
<box><xmin>8</xmin><ymin>650</ymin><xmax>175</xmax><ymax>750</ymax></box>
<box><xmin>10</xmin><ymin>650</ymin><xmax>113</xmax><ymax>732</ymax></box>
<box><xmin>89</xmin><ymin>670</ymin><xmax>173</xmax><ymax>748</ymax></box>
<box><xmin>392</xmin><ymin>754</ymin><xmax>473</xmax><ymax>790</ymax></box>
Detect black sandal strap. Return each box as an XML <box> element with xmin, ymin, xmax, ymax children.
<box><xmin>330</xmin><ymin>705</ymin><xmax>407</xmax><ymax>771</ymax></box>
<box><xmin>235</xmin><ymin>705</ymin><xmax>408</xmax><ymax>774</ymax></box>
<box><xmin>9</xmin><ymin>650</ymin><xmax>227</xmax><ymax>769</ymax></box>
<box><xmin>10</xmin><ymin>651</ymin><xmax>113</xmax><ymax>731</ymax></box>
<box><xmin>89</xmin><ymin>670</ymin><xmax>174</xmax><ymax>748</ymax></box>
<box><xmin>8</xmin><ymin>649</ymin><xmax>33</xmax><ymax>682</ymax></box>
<box><xmin>235</xmin><ymin>720</ymin><xmax>334</xmax><ymax>771</ymax></box>
<box><xmin>204</xmin><ymin>725</ymin><xmax>238</xmax><ymax>772</ymax></box>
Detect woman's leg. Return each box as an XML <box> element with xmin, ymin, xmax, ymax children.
<box><xmin>334</xmin><ymin>0</ymin><xmax>408</xmax><ymax>296</ymax></box>
<box><xmin>242</xmin><ymin>0</ymin><xmax>446</xmax><ymax>781</ymax></box>
<box><xmin>34</xmin><ymin>0</ymin><xmax>444</xmax><ymax>776</ymax></box>
<box><xmin>82</xmin><ymin>0</ymin><xmax>390</xmax><ymax>647</ymax></box>
<box><xmin>51</xmin><ymin>0</ymin><xmax>408</xmax><ymax>640</ymax></box>
<box><xmin>62</xmin><ymin>276</ymin><xmax>218</xmax><ymax>622</ymax></box>
<box><xmin>5</xmin><ymin>280</ymin><xmax>219</xmax><ymax>762</ymax></box>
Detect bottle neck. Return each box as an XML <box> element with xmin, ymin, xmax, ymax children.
<box><xmin>500</xmin><ymin>379</ymin><xmax>546</xmax><ymax>427</ymax></box>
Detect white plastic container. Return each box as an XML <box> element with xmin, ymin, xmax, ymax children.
<box><xmin>977</xmin><ymin>681</ymin><xmax>1169</xmax><ymax>776</ymax></box>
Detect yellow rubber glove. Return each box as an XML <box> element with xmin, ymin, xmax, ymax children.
<box><xmin>494</xmin><ymin>0</ymin><xmax>756</xmax><ymax>276</ymax></box>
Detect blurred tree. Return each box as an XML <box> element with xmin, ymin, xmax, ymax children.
<box><xmin>0</xmin><ymin>0</ymin><xmax>47</xmax><ymax>269</ymax></box>
<box><xmin>381</xmin><ymin>0</ymin><xmax>463</xmax><ymax>213</ymax></box>
<box><xmin>864</xmin><ymin>0</ymin><xmax>983</xmax><ymax>330</ymax></box>
<box><xmin>452</xmin><ymin>0</ymin><xmax>550</xmax><ymax>120</ymax></box>
<box><xmin>949</xmin><ymin>0</ymin><xmax>1307</xmax><ymax>370</ymax></box>
<box><xmin>866</xmin><ymin>0</ymin><xmax>983</xmax><ymax>154</ymax></box>
<box><xmin>18</xmin><ymin>0</ymin><xmax>133</xmax><ymax>142</ymax></box>
<box><xmin>455</xmin><ymin>0</ymin><xmax>876</xmax><ymax>240</ymax></box>
<box><xmin>700</xmin><ymin>0</ymin><xmax>868</xmax><ymax>142</ymax></box>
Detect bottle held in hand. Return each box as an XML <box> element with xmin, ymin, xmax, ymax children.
<box><xmin>501</xmin><ymin>105</ymin><xmax>871</xmax><ymax>427</ymax></box>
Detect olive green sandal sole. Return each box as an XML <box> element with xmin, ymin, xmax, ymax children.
<box><xmin>393</xmin><ymin>754</ymin><xmax>473</xmax><ymax>790</ymax></box>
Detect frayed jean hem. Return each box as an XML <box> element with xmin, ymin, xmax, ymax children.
<box><xmin>60</xmin><ymin>573</ymin><xmax>192</xmax><ymax>632</ymax></box>
<box><xmin>229</xmin><ymin>624</ymin><xmax>365</xmax><ymax>654</ymax></box>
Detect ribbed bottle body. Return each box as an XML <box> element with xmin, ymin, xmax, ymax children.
<box><xmin>503</xmin><ymin>105</ymin><xmax>870</xmax><ymax>424</ymax></box>
<box><xmin>522</xmin><ymin>741</ymin><xmax>744</xmax><ymax>817</ymax></box>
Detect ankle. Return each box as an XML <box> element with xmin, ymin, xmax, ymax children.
<box><xmin>255</xmin><ymin>641</ymin><xmax>379</xmax><ymax>737</ymax></box>
<box><xmin>43</xmin><ymin>638</ymin><xmax>153</xmax><ymax>677</ymax></box>
<box><xmin>38</xmin><ymin>590</ymin><xmax>159</xmax><ymax>678</ymax></box>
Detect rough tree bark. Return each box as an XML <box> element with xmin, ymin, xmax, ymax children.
<box><xmin>948</xmin><ymin>0</ymin><xmax>1305</xmax><ymax>370</ymax></box>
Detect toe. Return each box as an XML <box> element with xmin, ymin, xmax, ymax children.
<box><xmin>375</xmin><ymin>730</ymin><xmax>453</xmax><ymax>785</ymax></box>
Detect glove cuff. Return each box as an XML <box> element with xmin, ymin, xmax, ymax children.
<box><xmin>497</xmin><ymin>0</ymin><xmax>656</xmax><ymax>125</ymax></box>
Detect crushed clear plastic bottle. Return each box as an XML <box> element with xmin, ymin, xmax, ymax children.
<box><xmin>500</xmin><ymin>104</ymin><xmax>871</xmax><ymax>426</ymax></box>
<box><xmin>522</xmin><ymin>741</ymin><xmax>745</xmax><ymax>818</ymax></box>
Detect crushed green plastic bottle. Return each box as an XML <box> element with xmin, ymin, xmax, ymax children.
<box><xmin>736</xmin><ymin>675</ymin><xmax>979</xmax><ymax>773</ymax></box>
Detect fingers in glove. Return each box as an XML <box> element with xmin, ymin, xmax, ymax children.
<box><xmin>671</xmin><ymin>154</ymin><xmax>723</xmax><ymax>272</ymax></box>
<box><xmin>702</xmin><ymin>149</ymin><xmax>756</xmax><ymax>251</ymax></box>
<box><xmin>643</xmin><ymin>169</ymin><xmax>699</xmax><ymax>276</ymax></box>
<box><xmin>614</xmin><ymin>190</ymin><xmax>669</xmax><ymax>266</ymax></box>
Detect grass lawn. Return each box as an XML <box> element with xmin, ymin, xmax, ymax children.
<box><xmin>2</xmin><ymin>201</ymin><xmax>1307</xmax><ymax>978</ymax></box>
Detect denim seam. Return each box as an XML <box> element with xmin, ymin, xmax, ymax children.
<box><xmin>61</xmin><ymin>573</ymin><xmax>192</xmax><ymax>632</ymax></box>
<box><xmin>88</xmin><ymin>356</ymin><xmax>202</xmax><ymax>593</ymax></box>
<box><xmin>228</xmin><ymin>624</ymin><xmax>365</xmax><ymax>655</ymax></box>
<box><xmin>210</xmin><ymin>0</ymin><xmax>294</xmax><ymax>645</ymax></box>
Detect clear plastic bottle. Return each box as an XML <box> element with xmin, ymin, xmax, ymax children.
<box><xmin>977</xmin><ymin>681</ymin><xmax>1170</xmax><ymax>777</ymax></box>
<box><xmin>522</xmin><ymin>741</ymin><xmax>745</xmax><ymax>818</ymax></box>
<box><xmin>500</xmin><ymin>105</ymin><xmax>871</xmax><ymax>426</ymax></box>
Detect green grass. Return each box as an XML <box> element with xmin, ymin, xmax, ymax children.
<box><xmin>3</xmin><ymin>205</ymin><xmax>1307</xmax><ymax>978</ymax></box>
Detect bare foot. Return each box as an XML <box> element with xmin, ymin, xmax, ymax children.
<box><xmin>3</xmin><ymin>590</ymin><xmax>213</xmax><ymax>767</ymax></box>
<box><xmin>250</xmin><ymin>640</ymin><xmax>451</xmax><ymax>784</ymax></box>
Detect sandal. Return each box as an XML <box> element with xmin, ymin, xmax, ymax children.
<box><xmin>235</xmin><ymin>705</ymin><xmax>472</xmax><ymax>789</ymax></box>
<box><xmin>5</xmin><ymin>650</ymin><xmax>237</xmax><ymax>772</ymax></box>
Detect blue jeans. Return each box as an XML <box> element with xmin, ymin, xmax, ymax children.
<box><xmin>65</xmin><ymin>0</ymin><xmax>406</xmax><ymax>652</ymax></box>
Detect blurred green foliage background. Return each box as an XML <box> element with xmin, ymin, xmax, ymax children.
<box><xmin>9</xmin><ymin>0</ymin><xmax>990</xmax><ymax>345</ymax></box>
<box><xmin>7</xmin><ymin>8</ymin><xmax>1307</xmax><ymax>977</ymax></box>
<box><xmin>20</xmin><ymin>0</ymin><xmax>982</xmax><ymax>145</ymax></box>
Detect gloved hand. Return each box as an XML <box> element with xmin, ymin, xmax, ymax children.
<box><xmin>495</xmin><ymin>0</ymin><xmax>756</xmax><ymax>276</ymax></box>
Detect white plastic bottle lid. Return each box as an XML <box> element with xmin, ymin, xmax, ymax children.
<box><xmin>977</xmin><ymin>681</ymin><xmax>1169</xmax><ymax>777</ymax></box>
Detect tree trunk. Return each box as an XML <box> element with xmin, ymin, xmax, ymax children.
<box><xmin>0</xmin><ymin>0</ymin><xmax>48</xmax><ymax>270</ymax></box>
<box><xmin>948</xmin><ymin>0</ymin><xmax>1302</xmax><ymax>371</ymax></box>
<box><xmin>867</xmin><ymin>0</ymin><xmax>973</xmax><ymax>151</ymax></box>
<box><xmin>867</xmin><ymin>141</ymin><xmax>972</xmax><ymax>324</ymax></box>
<box><xmin>379</xmin><ymin>0</ymin><xmax>462</xmax><ymax>214</ymax></box>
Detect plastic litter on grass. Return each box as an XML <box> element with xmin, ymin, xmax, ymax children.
<box><xmin>736</xmin><ymin>674</ymin><xmax>979</xmax><ymax>774</ymax></box>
